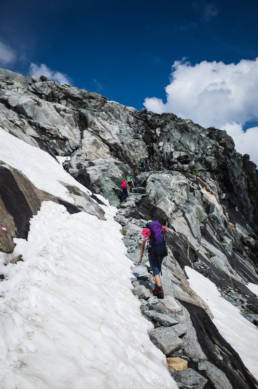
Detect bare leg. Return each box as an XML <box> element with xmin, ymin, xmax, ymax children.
<box><xmin>154</xmin><ymin>274</ymin><xmax>162</xmax><ymax>286</ymax></box>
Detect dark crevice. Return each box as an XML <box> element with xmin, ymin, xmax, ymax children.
<box><xmin>135</xmin><ymin>196</ymin><xmax>169</xmax><ymax>225</ymax></box>
<box><xmin>167</xmin><ymin>231</ymin><xmax>192</xmax><ymax>269</ymax></box>
<box><xmin>76</xmin><ymin>110</ymin><xmax>88</xmax><ymax>144</ymax></box>
<box><xmin>57</xmin><ymin>199</ymin><xmax>81</xmax><ymax>214</ymax></box>
<box><xmin>71</xmin><ymin>168</ymin><xmax>95</xmax><ymax>193</ymax></box>
<box><xmin>90</xmin><ymin>193</ymin><xmax>104</xmax><ymax>205</ymax></box>
<box><xmin>181</xmin><ymin>301</ymin><xmax>258</xmax><ymax>389</ymax></box>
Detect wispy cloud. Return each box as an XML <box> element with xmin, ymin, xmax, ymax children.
<box><xmin>29</xmin><ymin>63</ymin><xmax>71</xmax><ymax>85</ymax></box>
<box><xmin>179</xmin><ymin>2</ymin><xmax>218</xmax><ymax>31</ymax></box>
<box><xmin>0</xmin><ymin>41</ymin><xmax>16</xmax><ymax>65</ymax></box>
<box><xmin>92</xmin><ymin>78</ymin><xmax>103</xmax><ymax>92</ymax></box>
<box><xmin>192</xmin><ymin>1</ymin><xmax>218</xmax><ymax>22</ymax></box>
<box><xmin>202</xmin><ymin>3</ymin><xmax>218</xmax><ymax>22</ymax></box>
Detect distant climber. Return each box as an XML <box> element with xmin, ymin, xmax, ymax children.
<box><xmin>137</xmin><ymin>220</ymin><xmax>168</xmax><ymax>299</ymax></box>
<box><xmin>144</xmin><ymin>158</ymin><xmax>150</xmax><ymax>171</ymax></box>
<box><xmin>126</xmin><ymin>175</ymin><xmax>135</xmax><ymax>193</ymax></box>
<box><xmin>120</xmin><ymin>179</ymin><xmax>128</xmax><ymax>202</ymax></box>
<box><xmin>139</xmin><ymin>156</ymin><xmax>145</xmax><ymax>171</ymax></box>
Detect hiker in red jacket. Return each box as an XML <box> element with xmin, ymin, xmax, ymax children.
<box><xmin>121</xmin><ymin>179</ymin><xmax>128</xmax><ymax>202</ymax></box>
<box><xmin>138</xmin><ymin>220</ymin><xmax>168</xmax><ymax>299</ymax></box>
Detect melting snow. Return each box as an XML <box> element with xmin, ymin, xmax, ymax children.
<box><xmin>247</xmin><ymin>283</ymin><xmax>258</xmax><ymax>297</ymax></box>
<box><xmin>0</xmin><ymin>203</ymin><xmax>176</xmax><ymax>389</ymax></box>
<box><xmin>0</xmin><ymin>128</ymin><xmax>89</xmax><ymax>203</ymax></box>
<box><xmin>0</xmin><ymin>128</ymin><xmax>176</xmax><ymax>388</ymax></box>
<box><xmin>56</xmin><ymin>156</ymin><xmax>71</xmax><ymax>165</ymax></box>
<box><xmin>185</xmin><ymin>266</ymin><xmax>258</xmax><ymax>380</ymax></box>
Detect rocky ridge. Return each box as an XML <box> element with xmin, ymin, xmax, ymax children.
<box><xmin>0</xmin><ymin>68</ymin><xmax>258</xmax><ymax>388</ymax></box>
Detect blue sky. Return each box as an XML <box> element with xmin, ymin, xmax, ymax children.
<box><xmin>0</xmin><ymin>0</ymin><xmax>257</xmax><ymax>107</ymax></box>
<box><xmin>0</xmin><ymin>0</ymin><xmax>258</xmax><ymax>163</ymax></box>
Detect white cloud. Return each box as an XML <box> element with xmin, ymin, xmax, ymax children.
<box><xmin>223</xmin><ymin>123</ymin><xmax>258</xmax><ymax>165</ymax></box>
<box><xmin>29</xmin><ymin>63</ymin><xmax>71</xmax><ymax>85</ymax></box>
<box><xmin>144</xmin><ymin>58</ymin><xmax>258</xmax><ymax>166</ymax></box>
<box><xmin>0</xmin><ymin>41</ymin><xmax>16</xmax><ymax>65</ymax></box>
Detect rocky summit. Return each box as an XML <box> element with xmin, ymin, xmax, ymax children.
<box><xmin>0</xmin><ymin>67</ymin><xmax>258</xmax><ymax>389</ymax></box>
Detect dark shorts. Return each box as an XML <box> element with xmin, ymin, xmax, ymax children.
<box><xmin>148</xmin><ymin>253</ymin><xmax>164</xmax><ymax>276</ymax></box>
<box><xmin>121</xmin><ymin>188</ymin><xmax>128</xmax><ymax>201</ymax></box>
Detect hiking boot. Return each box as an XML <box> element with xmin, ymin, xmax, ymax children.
<box><xmin>153</xmin><ymin>285</ymin><xmax>164</xmax><ymax>299</ymax></box>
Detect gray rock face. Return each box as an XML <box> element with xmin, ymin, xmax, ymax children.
<box><xmin>143</xmin><ymin>310</ymin><xmax>179</xmax><ymax>327</ymax></box>
<box><xmin>170</xmin><ymin>368</ymin><xmax>207</xmax><ymax>389</ymax></box>
<box><xmin>132</xmin><ymin>265</ymin><xmax>149</xmax><ymax>280</ymax></box>
<box><xmin>149</xmin><ymin>326</ymin><xmax>183</xmax><ymax>355</ymax></box>
<box><xmin>0</xmin><ymin>68</ymin><xmax>258</xmax><ymax>389</ymax></box>
<box><xmin>198</xmin><ymin>361</ymin><xmax>233</xmax><ymax>389</ymax></box>
<box><xmin>132</xmin><ymin>284</ymin><xmax>152</xmax><ymax>299</ymax></box>
<box><xmin>66</xmin><ymin>155</ymin><xmax>128</xmax><ymax>206</ymax></box>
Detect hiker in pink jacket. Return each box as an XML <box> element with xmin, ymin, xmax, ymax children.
<box><xmin>138</xmin><ymin>220</ymin><xmax>168</xmax><ymax>299</ymax></box>
<box><xmin>120</xmin><ymin>180</ymin><xmax>128</xmax><ymax>202</ymax></box>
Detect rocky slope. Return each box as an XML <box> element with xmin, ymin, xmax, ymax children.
<box><xmin>0</xmin><ymin>67</ymin><xmax>258</xmax><ymax>388</ymax></box>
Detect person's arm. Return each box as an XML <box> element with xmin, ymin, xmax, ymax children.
<box><xmin>137</xmin><ymin>240</ymin><xmax>146</xmax><ymax>265</ymax></box>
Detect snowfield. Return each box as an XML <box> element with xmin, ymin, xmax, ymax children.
<box><xmin>0</xmin><ymin>128</ymin><xmax>90</xmax><ymax>202</ymax></box>
<box><xmin>0</xmin><ymin>129</ymin><xmax>176</xmax><ymax>388</ymax></box>
<box><xmin>185</xmin><ymin>267</ymin><xmax>258</xmax><ymax>380</ymax></box>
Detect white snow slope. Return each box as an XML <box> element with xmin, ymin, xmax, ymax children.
<box><xmin>0</xmin><ymin>129</ymin><xmax>176</xmax><ymax>389</ymax></box>
<box><xmin>0</xmin><ymin>128</ymin><xmax>89</xmax><ymax>202</ymax></box>
<box><xmin>185</xmin><ymin>267</ymin><xmax>258</xmax><ymax>380</ymax></box>
<box><xmin>247</xmin><ymin>283</ymin><xmax>258</xmax><ymax>297</ymax></box>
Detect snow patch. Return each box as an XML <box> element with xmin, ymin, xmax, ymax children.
<box><xmin>56</xmin><ymin>156</ymin><xmax>71</xmax><ymax>164</ymax></box>
<box><xmin>185</xmin><ymin>266</ymin><xmax>258</xmax><ymax>380</ymax></box>
<box><xmin>0</xmin><ymin>128</ymin><xmax>89</xmax><ymax>203</ymax></box>
<box><xmin>0</xmin><ymin>202</ymin><xmax>176</xmax><ymax>389</ymax></box>
<box><xmin>247</xmin><ymin>283</ymin><xmax>258</xmax><ymax>297</ymax></box>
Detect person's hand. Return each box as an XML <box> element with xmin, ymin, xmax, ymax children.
<box><xmin>137</xmin><ymin>259</ymin><xmax>142</xmax><ymax>265</ymax></box>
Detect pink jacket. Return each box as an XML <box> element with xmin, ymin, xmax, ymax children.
<box><xmin>141</xmin><ymin>226</ymin><xmax>168</xmax><ymax>241</ymax></box>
